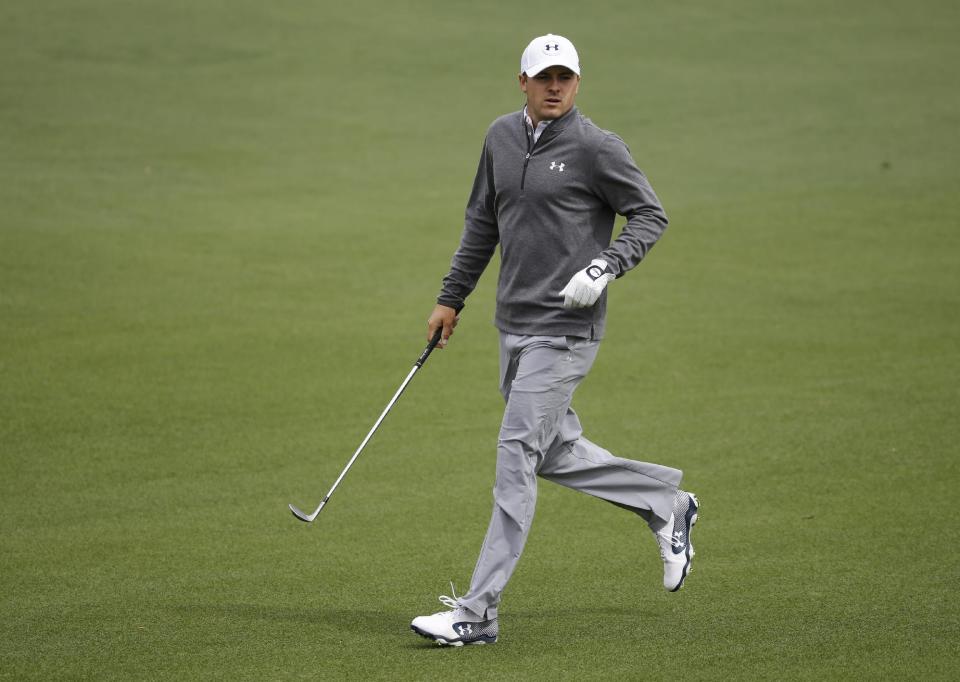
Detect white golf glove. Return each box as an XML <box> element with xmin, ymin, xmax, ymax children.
<box><xmin>558</xmin><ymin>259</ymin><xmax>615</xmax><ymax>309</ymax></box>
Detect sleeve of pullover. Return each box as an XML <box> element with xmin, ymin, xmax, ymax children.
<box><xmin>437</xmin><ymin>138</ymin><xmax>500</xmax><ymax>310</ymax></box>
<box><xmin>592</xmin><ymin>135</ymin><xmax>669</xmax><ymax>277</ymax></box>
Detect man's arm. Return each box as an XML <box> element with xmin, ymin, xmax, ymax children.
<box><xmin>591</xmin><ymin>135</ymin><xmax>669</xmax><ymax>277</ymax></box>
<box><xmin>430</xmin><ymin>137</ymin><xmax>499</xmax><ymax>346</ymax></box>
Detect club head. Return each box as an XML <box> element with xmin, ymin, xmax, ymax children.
<box><xmin>288</xmin><ymin>503</ymin><xmax>316</xmax><ymax>523</ymax></box>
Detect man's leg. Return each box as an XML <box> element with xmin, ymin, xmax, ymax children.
<box><xmin>537</xmin><ymin>406</ymin><xmax>682</xmax><ymax>526</ymax></box>
<box><xmin>537</xmin><ymin>403</ymin><xmax>699</xmax><ymax>592</ymax></box>
<box><xmin>457</xmin><ymin>334</ymin><xmax>596</xmax><ymax>619</ymax></box>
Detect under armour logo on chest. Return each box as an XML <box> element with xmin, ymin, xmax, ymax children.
<box><xmin>549</xmin><ymin>161</ymin><xmax>565</xmax><ymax>172</ymax></box>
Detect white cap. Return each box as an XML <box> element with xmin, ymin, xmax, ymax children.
<box><xmin>520</xmin><ymin>33</ymin><xmax>580</xmax><ymax>77</ymax></box>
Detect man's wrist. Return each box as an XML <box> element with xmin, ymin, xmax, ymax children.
<box><xmin>437</xmin><ymin>294</ymin><xmax>465</xmax><ymax>310</ymax></box>
<box><xmin>585</xmin><ymin>259</ymin><xmax>613</xmax><ymax>282</ymax></box>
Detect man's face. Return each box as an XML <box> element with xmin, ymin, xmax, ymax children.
<box><xmin>519</xmin><ymin>66</ymin><xmax>580</xmax><ymax>126</ymax></box>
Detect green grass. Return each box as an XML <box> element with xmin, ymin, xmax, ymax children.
<box><xmin>2</xmin><ymin>0</ymin><xmax>959</xmax><ymax>679</ymax></box>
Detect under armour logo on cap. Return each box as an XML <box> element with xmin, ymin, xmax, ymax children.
<box><xmin>544</xmin><ymin>43</ymin><xmax>560</xmax><ymax>52</ymax></box>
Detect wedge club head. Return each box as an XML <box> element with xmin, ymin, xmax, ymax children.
<box><xmin>289</xmin><ymin>499</ymin><xmax>326</xmax><ymax>523</ymax></box>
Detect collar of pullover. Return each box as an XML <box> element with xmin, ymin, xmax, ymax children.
<box><xmin>523</xmin><ymin>106</ymin><xmax>552</xmax><ymax>143</ymax></box>
<box><xmin>521</xmin><ymin>106</ymin><xmax>579</xmax><ymax>144</ymax></box>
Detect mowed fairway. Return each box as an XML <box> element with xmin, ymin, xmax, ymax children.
<box><xmin>2</xmin><ymin>0</ymin><xmax>958</xmax><ymax>678</ymax></box>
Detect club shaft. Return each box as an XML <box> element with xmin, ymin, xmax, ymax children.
<box><xmin>314</xmin><ymin>363</ymin><xmax>421</xmax><ymax>512</ymax></box>
<box><xmin>292</xmin><ymin>326</ymin><xmax>449</xmax><ymax>521</ymax></box>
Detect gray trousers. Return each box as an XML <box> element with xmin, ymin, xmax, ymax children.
<box><xmin>458</xmin><ymin>333</ymin><xmax>683</xmax><ymax>619</ymax></box>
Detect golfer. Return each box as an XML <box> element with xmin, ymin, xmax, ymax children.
<box><xmin>411</xmin><ymin>34</ymin><xmax>699</xmax><ymax>646</ymax></box>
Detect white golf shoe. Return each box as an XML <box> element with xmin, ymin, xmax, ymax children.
<box><xmin>410</xmin><ymin>591</ymin><xmax>498</xmax><ymax>646</ymax></box>
<box><xmin>654</xmin><ymin>490</ymin><xmax>700</xmax><ymax>592</ymax></box>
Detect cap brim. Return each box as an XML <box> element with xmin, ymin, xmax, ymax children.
<box><xmin>523</xmin><ymin>60</ymin><xmax>581</xmax><ymax>77</ymax></box>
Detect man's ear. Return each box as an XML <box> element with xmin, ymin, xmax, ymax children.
<box><xmin>518</xmin><ymin>73</ymin><xmax>528</xmax><ymax>93</ymax></box>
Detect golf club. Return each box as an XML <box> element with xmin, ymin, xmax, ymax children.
<box><xmin>289</xmin><ymin>325</ymin><xmax>448</xmax><ymax>523</ymax></box>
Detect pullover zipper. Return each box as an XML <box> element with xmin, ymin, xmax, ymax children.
<box><xmin>520</xmin><ymin>106</ymin><xmax>572</xmax><ymax>191</ymax></box>
<box><xmin>520</xmin><ymin>125</ymin><xmax>535</xmax><ymax>191</ymax></box>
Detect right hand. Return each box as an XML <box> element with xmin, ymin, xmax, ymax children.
<box><xmin>427</xmin><ymin>304</ymin><xmax>460</xmax><ymax>348</ymax></box>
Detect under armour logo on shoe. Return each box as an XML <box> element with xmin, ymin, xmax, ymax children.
<box><xmin>549</xmin><ymin>161</ymin><xmax>565</xmax><ymax>172</ymax></box>
<box><xmin>671</xmin><ymin>530</ymin><xmax>686</xmax><ymax>552</ymax></box>
<box><xmin>457</xmin><ymin>624</ymin><xmax>473</xmax><ymax>636</ymax></box>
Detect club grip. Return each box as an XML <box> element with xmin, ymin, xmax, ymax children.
<box><xmin>416</xmin><ymin>328</ymin><xmax>443</xmax><ymax>368</ymax></box>
<box><xmin>417</xmin><ymin>305</ymin><xmax>462</xmax><ymax>368</ymax></box>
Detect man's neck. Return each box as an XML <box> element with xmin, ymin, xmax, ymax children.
<box><xmin>524</xmin><ymin>105</ymin><xmax>577</xmax><ymax>129</ymax></box>
<box><xmin>523</xmin><ymin>106</ymin><xmax>553</xmax><ymax>143</ymax></box>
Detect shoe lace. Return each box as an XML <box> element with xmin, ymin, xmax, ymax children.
<box><xmin>437</xmin><ymin>581</ymin><xmax>461</xmax><ymax>610</ymax></box>
<box><xmin>656</xmin><ymin>529</ymin><xmax>684</xmax><ymax>559</ymax></box>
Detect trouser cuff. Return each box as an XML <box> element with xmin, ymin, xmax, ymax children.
<box><xmin>459</xmin><ymin>597</ymin><xmax>497</xmax><ymax>620</ymax></box>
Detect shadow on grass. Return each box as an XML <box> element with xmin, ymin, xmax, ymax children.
<box><xmin>401</xmin><ymin>606</ymin><xmax>662</xmax><ymax>651</ymax></box>
<box><xmin>169</xmin><ymin>602</ymin><xmax>655</xmax><ymax>650</ymax></box>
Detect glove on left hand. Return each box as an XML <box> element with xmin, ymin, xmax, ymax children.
<box><xmin>558</xmin><ymin>259</ymin><xmax>615</xmax><ymax>309</ymax></box>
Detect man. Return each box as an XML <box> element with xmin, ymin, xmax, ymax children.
<box><xmin>410</xmin><ymin>34</ymin><xmax>699</xmax><ymax>647</ymax></box>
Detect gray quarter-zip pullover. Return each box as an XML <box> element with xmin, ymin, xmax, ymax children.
<box><xmin>437</xmin><ymin>106</ymin><xmax>668</xmax><ymax>339</ymax></box>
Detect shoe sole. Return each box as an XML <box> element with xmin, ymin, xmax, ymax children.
<box><xmin>410</xmin><ymin>624</ymin><xmax>497</xmax><ymax>647</ymax></box>
<box><xmin>670</xmin><ymin>493</ymin><xmax>699</xmax><ymax>593</ymax></box>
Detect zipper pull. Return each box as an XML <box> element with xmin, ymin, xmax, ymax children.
<box><xmin>525</xmin><ymin>153</ymin><xmax>531</xmax><ymax>159</ymax></box>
